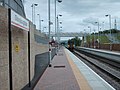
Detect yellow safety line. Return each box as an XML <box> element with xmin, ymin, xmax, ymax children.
<box><xmin>64</xmin><ymin>49</ymin><xmax>92</xmax><ymax>90</ymax></box>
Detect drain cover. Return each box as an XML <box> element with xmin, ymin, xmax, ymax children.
<box><xmin>54</xmin><ymin>65</ymin><xmax>65</xmax><ymax>68</ymax></box>
<box><xmin>58</xmin><ymin>53</ymin><xmax>63</xmax><ymax>56</ymax></box>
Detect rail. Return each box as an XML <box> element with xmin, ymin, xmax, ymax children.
<box><xmin>75</xmin><ymin>47</ymin><xmax>120</xmax><ymax>63</ymax></box>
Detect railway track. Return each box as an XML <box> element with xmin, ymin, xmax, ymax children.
<box><xmin>73</xmin><ymin>48</ymin><xmax>120</xmax><ymax>90</ymax></box>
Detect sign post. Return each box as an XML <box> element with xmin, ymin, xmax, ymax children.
<box><xmin>8</xmin><ymin>8</ymin><xmax>13</xmax><ymax>90</ymax></box>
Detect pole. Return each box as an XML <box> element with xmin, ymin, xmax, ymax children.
<box><xmin>114</xmin><ymin>18</ymin><xmax>117</xmax><ymax>29</ymax></box>
<box><xmin>37</xmin><ymin>14</ymin><xmax>41</xmax><ymax>32</ymax></box>
<box><xmin>56</xmin><ymin>15</ymin><xmax>61</xmax><ymax>53</ymax></box>
<box><xmin>31</xmin><ymin>4</ymin><xmax>33</xmax><ymax>23</ymax></box>
<box><xmin>98</xmin><ymin>22</ymin><xmax>99</xmax><ymax>48</ymax></box>
<box><xmin>89</xmin><ymin>27</ymin><xmax>91</xmax><ymax>48</ymax></box>
<box><xmin>94</xmin><ymin>29</ymin><xmax>95</xmax><ymax>48</ymax></box>
<box><xmin>95</xmin><ymin>22</ymin><xmax>99</xmax><ymax>48</ymax></box>
<box><xmin>41</xmin><ymin>20</ymin><xmax>44</xmax><ymax>33</ymax></box>
<box><xmin>55</xmin><ymin>0</ymin><xmax>56</xmax><ymax>40</ymax></box>
<box><xmin>48</xmin><ymin>0</ymin><xmax>51</xmax><ymax>67</ymax></box>
<box><xmin>102</xmin><ymin>22</ymin><xmax>104</xmax><ymax>32</ymax></box>
<box><xmin>34</xmin><ymin>5</ymin><xmax>35</xmax><ymax>24</ymax></box>
<box><xmin>57</xmin><ymin>16</ymin><xmax>59</xmax><ymax>44</ymax></box>
<box><xmin>106</xmin><ymin>14</ymin><xmax>112</xmax><ymax>50</ymax></box>
<box><xmin>40</xmin><ymin>20</ymin><xmax>41</xmax><ymax>32</ymax></box>
<box><xmin>43</xmin><ymin>27</ymin><xmax>44</xmax><ymax>33</ymax></box>
<box><xmin>8</xmin><ymin>8</ymin><xmax>13</xmax><ymax>90</ymax></box>
<box><xmin>54</xmin><ymin>0</ymin><xmax>57</xmax><ymax>55</ymax></box>
<box><xmin>88</xmin><ymin>26</ymin><xmax>91</xmax><ymax>48</ymax></box>
<box><xmin>28</xmin><ymin>31</ymin><xmax>31</xmax><ymax>87</ymax></box>
<box><xmin>99</xmin><ymin>27</ymin><xmax>101</xmax><ymax>47</ymax></box>
<box><xmin>84</xmin><ymin>29</ymin><xmax>86</xmax><ymax>47</ymax></box>
<box><xmin>109</xmin><ymin>15</ymin><xmax>112</xmax><ymax>50</ymax></box>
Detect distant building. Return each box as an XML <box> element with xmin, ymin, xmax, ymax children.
<box><xmin>0</xmin><ymin>0</ymin><xmax>26</xmax><ymax>17</ymax></box>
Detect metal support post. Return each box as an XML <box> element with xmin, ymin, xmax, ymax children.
<box><xmin>8</xmin><ymin>8</ymin><xmax>13</xmax><ymax>90</ymax></box>
<box><xmin>28</xmin><ymin>31</ymin><xmax>31</xmax><ymax>87</ymax></box>
<box><xmin>55</xmin><ymin>0</ymin><xmax>57</xmax><ymax>40</ymax></box>
<box><xmin>48</xmin><ymin>0</ymin><xmax>52</xmax><ymax>67</ymax></box>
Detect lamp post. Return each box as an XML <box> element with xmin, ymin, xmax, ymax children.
<box><xmin>54</xmin><ymin>0</ymin><xmax>62</xmax><ymax>55</ymax></box>
<box><xmin>105</xmin><ymin>14</ymin><xmax>112</xmax><ymax>50</ymax></box>
<box><xmin>84</xmin><ymin>29</ymin><xmax>86</xmax><ymax>47</ymax></box>
<box><xmin>31</xmin><ymin>4</ymin><xmax>38</xmax><ymax>24</ymax></box>
<box><xmin>102</xmin><ymin>22</ymin><xmax>104</xmax><ymax>31</ymax></box>
<box><xmin>55</xmin><ymin>0</ymin><xmax>62</xmax><ymax>40</ymax></box>
<box><xmin>94</xmin><ymin>29</ymin><xmax>96</xmax><ymax>48</ymax></box>
<box><xmin>37</xmin><ymin>14</ymin><xmax>40</xmax><ymax>31</ymax></box>
<box><xmin>43</xmin><ymin>27</ymin><xmax>46</xmax><ymax>33</ymax></box>
<box><xmin>95</xmin><ymin>22</ymin><xmax>100</xmax><ymax>48</ymax></box>
<box><xmin>88</xmin><ymin>26</ymin><xmax>91</xmax><ymax>48</ymax></box>
<box><xmin>56</xmin><ymin>14</ymin><xmax>62</xmax><ymax>43</ymax></box>
<box><xmin>114</xmin><ymin>18</ymin><xmax>117</xmax><ymax>29</ymax></box>
<box><xmin>48</xmin><ymin>0</ymin><xmax>52</xmax><ymax>67</ymax></box>
<box><xmin>59</xmin><ymin>26</ymin><xmax>62</xmax><ymax>42</ymax></box>
<box><xmin>41</xmin><ymin>20</ymin><xmax>44</xmax><ymax>32</ymax></box>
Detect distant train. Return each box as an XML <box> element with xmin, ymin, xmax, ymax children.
<box><xmin>67</xmin><ymin>40</ymin><xmax>74</xmax><ymax>51</ymax></box>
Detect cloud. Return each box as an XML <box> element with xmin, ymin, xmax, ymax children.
<box><xmin>59</xmin><ymin>0</ymin><xmax>120</xmax><ymax>17</ymax></box>
<box><xmin>82</xmin><ymin>17</ymin><xmax>99</xmax><ymax>25</ymax></box>
<box><xmin>24</xmin><ymin>0</ymin><xmax>120</xmax><ymax>35</ymax></box>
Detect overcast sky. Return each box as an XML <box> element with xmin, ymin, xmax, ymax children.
<box><xmin>24</xmin><ymin>0</ymin><xmax>120</xmax><ymax>35</ymax></box>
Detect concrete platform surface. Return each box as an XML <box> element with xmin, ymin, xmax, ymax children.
<box><xmin>34</xmin><ymin>47</ymin><xmax>80</xmax><ymax>90</ymax></box>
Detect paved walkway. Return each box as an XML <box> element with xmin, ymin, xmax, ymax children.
<box><xmin>34</xmin><ymin>47</ymin><xmax>80</xmax><ymax>90</ymax></box>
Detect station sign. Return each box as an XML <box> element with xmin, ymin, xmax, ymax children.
<box><xmin>11</xmin><ymin>10</ymin><xmax>29</xmax><ymax>31</ymax></box>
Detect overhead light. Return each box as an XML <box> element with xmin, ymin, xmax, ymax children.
<box><xmin>59</xmin><ymin>22</ymin><xmax>62</xmax><ymax>24</ymax></box>
<box><xmin>59</xmin><ymin>14</ymin><xmax>62</xmax><ymax>17</ymax></box>
<box><xmin>34</xmin><ymin>4</ymin><xmax>38</xmax><ymax>6</ymax></box>
<box><xmin>58</xmin><ymin>0</ymin><xmax>62</xmax><ymax>3</ymax></box>
<box><xmin>105</xmin><ymin>15</ymin><xmax>109</xmax><ymax>17</ymax></box>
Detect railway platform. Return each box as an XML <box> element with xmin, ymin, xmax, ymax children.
<box><xmin>34</xmin><ymin>47</ymin><xmax>115</xmax><ymax>90</ymax></box>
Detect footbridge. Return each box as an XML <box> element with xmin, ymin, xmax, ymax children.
<box><xmin>50</xmin><ymin>32</ymin><xmax>87</xmax><ymax>37</ymax></box>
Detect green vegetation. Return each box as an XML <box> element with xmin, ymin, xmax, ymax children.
<box><xmin>99</xmin><ymin>35</ymin><xmax>110</xmax><ymax>44</ymax></box>
<box><xmin>99</xmin><ymin>29</ymin><xmax>120</xmax><ymax>34</ymax></box>
<box><xmin>116</xmin><ymin>32</ymin><xmax>120</xmax><ymax>40</ymax></box>
<box><xmin>69</xmin><ymin>29</ymin><xmax>120</xmax><ymax>47</ymax></box>
<box><xmin>86</xmin><ymin>29</ymin><xmax>120</xmax><ymax>44</ymax></box>
<box><xmin>86</xmin><ymin>34</ymin><xmax>110</xmax><ymax>44</ymax></box>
